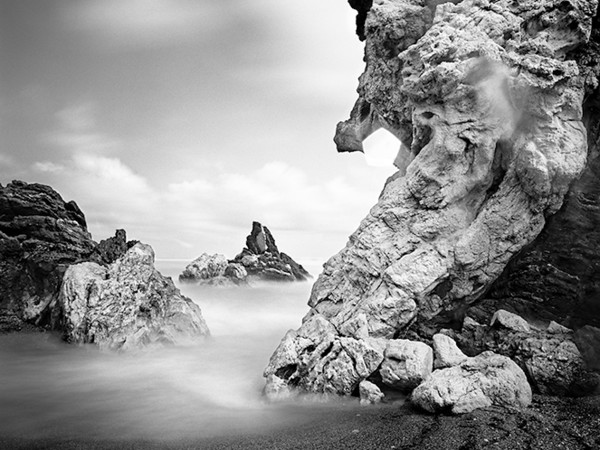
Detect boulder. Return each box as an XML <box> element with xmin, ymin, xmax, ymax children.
<box><xmin>490</xmin><ymin>310</ymin><xmax>532</xmax><ymax>333</ymax></box>
<box><xmin>181</xmin><ymin>221</ymin><xmax>311</xmax><ymax>285</ymax></box>
<box><xmin>432</xmin><ymin>333</ymin><xmax>467</xmax><ymax>369</ymax></box>
<box><xmin>454</xmin><ymin>312</ymin><xmax>597</xmax><ymax>396</ymax></box>
<box><xmin>412</xmin><ymin>351</ymin><xmax>532</xmax><ymax>414</ymax></box>
<box><xmin>92</xmin><ymin>229</ymin><xmax>129</xmax><ymax>265</ymax></box>
<box><xmin>380</xmin><ymin>339</ymin><xmax>433</xmax><ymax>390</ymax></box>
<box><xmin>179</xmin><ymin>253</ymin><xmax>228</xmax><ymax>282</ymax></box>
<box><xmin>574</xmin><ymin>325</ymin><xmax>600</xmax><ymax>372</ymax></box>
<box><xmin>264</xmin><ymin>315</ymin><xmax>384</xmax><ymax>397</ymax></box>
<box><xmin>56</xmin><ymin>243</ymin><xmax>210</xmax><ymax>350</ymax></box>
<box><xmin>359</xmin><ymin>380</ymin><xmax>384</xmax><ymax>405</ymax></box>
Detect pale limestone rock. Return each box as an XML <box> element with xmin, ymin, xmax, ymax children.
<box><xmin>412</xmin><ymin>351</ymin><xmax>532</xmax><ymax>414</ymax></box>
<box><xmin>359</xmin><ymin>380</ymin><xmax>384</xmax><ymax>405</ymax></box>
<box><xmin>547</xmin><ymin>321</ymin><xmax>572</xmax><ymax>335</ymax></box>
<box><xmin>264</xmin><ymin>315</ymin><xmax>384</xmax><ymax>397</ymax></box>
<box><xmin>264</xmin><ymin>0</ymin><xmax>597</xmax><ymax>397</ymax></box>
<box><xmin>380</xmin><ymin>339</ymin><xmax>433</xmax><ymax>390</ymax></box>
<box><xmin>179</xmin><ymin>253</ymin><xmax>228</xmax><ymax>282</ymax></box>
<box><xmin>58</xmin><ymin>243</ymin><xmax>210</xmax><ymax>350</ymax></box>
<box><xmin>432</xmin><ymin>333</ymin><xmax>467</xmax><ymax>369</ymax></box>
<box><xmin>490</xmin><ymin>309</ymin><xmax>532</xmax><ymax>333</ymax></box>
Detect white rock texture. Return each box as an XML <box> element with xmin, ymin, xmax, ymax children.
<box><xmin>491</xmin><ymin>309</ymin><xmax>532</xmax><ymax>333</ymax></box>
<box><xmin>380</xmin><ymin>339</ymin><xmax>433</xmax><ymax>390</ymax></box>
<box><xmin>57</xmin><ymin>243</ymin><xmax>210</xmax><ymax>350</ymax></box>
<box><xmin>412</xmin><ymin>351</ymin><xmax>532</xmax><ymax>414</ymax></box>
<box><xmin>264</xmin><ymin>0</ymin><xmax>597</xmax><ymax>401</ymax></box>
<box><xmin>359</xmin><ymin>380</ymin><xmax>385</xmax><ymax>405</ymax></box>
<box><xmin>179</xmin><ymin>253</ymin><xmax>229</xmax><ymax>282</ymax></box>
<box><xmin>432</xmin><ymin>333</ymin><xmax>468</xmax><ymax>369</ymax></box>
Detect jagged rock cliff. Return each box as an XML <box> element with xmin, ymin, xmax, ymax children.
<box><xmin>0</xmin><ymin>181</ymin><xmax>96</xmax><ymax>330</ymax></box>
<box><xmin>180</xmin><ymin>221</ymin><xmax>311</xmax><ymax>285</ymax></box>
<box><xmin>265</xmin><ymin>0</ymin><xmax>600</xmax><ymax>406</ymax></box>
<box><xmin>0</xmin><ymin>180</ymin><xmax>210</xmax><ymax>348</ymax></box>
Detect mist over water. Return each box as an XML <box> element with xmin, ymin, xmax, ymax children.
<box><xmin>0</xmin><ymin>260</ymin><xmax>350</xmax><ymax>441</ymax></box>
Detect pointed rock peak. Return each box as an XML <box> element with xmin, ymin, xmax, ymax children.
<box><xmin>245</xmin><ymin>221</ymin><xmax>279</xmax><ymax>256</ymax></box>
<box><xmin>181</xmin><ymin>221</ymin><xmax>311</xmax><ymax>284</ymax></box>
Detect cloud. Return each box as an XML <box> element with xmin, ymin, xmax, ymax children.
<box><xmin>33</xmin><ymin>161</ymin><xmax>64</xmax><ymax>173</ymax></box>
<box><xmin>0</xmin><ymin>154</ymin><xmax>15</xmax><ymax>168</ymax></box>
<box><xmin>63</xmin><ymin>0</ymin><xmax>243</xmax><ymax>48</ymax></box>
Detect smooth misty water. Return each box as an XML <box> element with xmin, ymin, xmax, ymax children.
<box><xmin>0</xmin><ymin>260</ymin><xmax>353</xmax><ymax>440</ymax></box>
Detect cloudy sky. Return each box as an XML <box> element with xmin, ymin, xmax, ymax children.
<box><xmin>0</xmin><ymin>0</ymin><xmax>397</xmax><ymax>263</ymax></box>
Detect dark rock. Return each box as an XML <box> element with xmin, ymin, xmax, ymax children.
<box><xmin>0</xmin><ymin>180</ymin><xmax>209</xmax><ymax>349</ymax></box>
<box><xmin>347</xmin><ymin>0</ymin><xmax>373</xmax><ymax>41</ymax></box>
<box><xmin>574</xmin><ymin>325</ymin><xmax>600</xmax><ymax>372</ymax></box>
<box><xmin>0</xmin><ymin>181</ymin><xmax>96</xmax><ymax>329</ymax></box>
<box><xmin>92</xmin><ymin>229</ymin><xmax>128</xmax><ymax>265</ymax></box>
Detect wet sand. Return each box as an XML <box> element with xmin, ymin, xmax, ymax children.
<box><xmin>2</xmin><ymin>395</ymin><xmax>599</xmax><ymax>450</ymax></box>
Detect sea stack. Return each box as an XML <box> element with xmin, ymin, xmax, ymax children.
<box><xmin>180</xmin><ymin>221</ymin><xmax>311</xmax><ymax>285</ymax></box>
<box><xmin>264</xmin><ymin>0</ymin><xmax>600</xmax><ymax>412</ymax></box>
<box><xmin>0</xmin><ymin>180</ymin><xmax>210</xmax><ymax>348</ymax></box>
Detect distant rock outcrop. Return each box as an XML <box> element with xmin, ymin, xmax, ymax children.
<box><xmin>180</xmin><ymin>221</ymin><xmax>310</xmax><ymax>285</ymax></box>
<box><xmin>0</xmin><ymin>180</ymin><xmax>210</xmax><ymax>349</ymax></box>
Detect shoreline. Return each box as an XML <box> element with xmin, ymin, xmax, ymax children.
<box><xmin>2</xmin><ymin>395</ymin><xmax>599</xmax><ymax>450</ymax></box>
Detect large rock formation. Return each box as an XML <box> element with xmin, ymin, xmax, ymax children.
<box><xmin>180</xmin><ymin>221</ymin><xmax>311</xmax><ymax>285</ymax></box>
<box><xmin>265</xmin><ymin>0</ymin><xmax>600</xmax><ymax>409</ymax></box>
<box><xmin>0</xmin><ymin>181</ymin><xmax>96</xmax><ymax>330</ymax></box>
<box><xmin>0</xmin><ymin>180</ymin><xmax>210</xmax><ymax>348</ymax></box>
<box><xmin>55</xmin><ymin>243</ymin><xmax>210</xmax><ymax>350</ymax></box>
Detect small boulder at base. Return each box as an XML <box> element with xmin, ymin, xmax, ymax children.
<box><xmin>359</xmin><ymin>380</ymin><xmax>384</xmax><ymax>405</ymax></box>
<box><xmin>58</xmin><ymin>243</ymin><xmax>210</xmax><ymax>350</ymax></box>
<box><xmin>433</xmin><ymin>333</ymin><xmax>468</xmax><ymax>369</ymax></box>
<box><xmin>411</xmin><ymin>351</ymin><xmax>532</xmax><ymax>414</ymax></box>
<box><xmin>380</xmin><ymin>339</ymin><xmax>433</xmax><ymax>390</ymax></box>
<box><xmin>490</xmin><ymin>310</ymin><xmax>532</xmax><ymax>333</ymax></box>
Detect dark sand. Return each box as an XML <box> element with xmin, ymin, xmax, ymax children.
<box><xmin>2</xmin><ymin>395</ymin><xmax>599</xmax><ymax>450</ymax></box>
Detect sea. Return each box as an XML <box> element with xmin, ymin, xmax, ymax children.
<box><xmin>0</xmin><ymin>259</ymin><xmax>355</xmax><ymax>441</ymax></box>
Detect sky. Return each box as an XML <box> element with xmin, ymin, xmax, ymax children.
<box><xmin>0</xmin><ymin>0</ymin><xmax>398</xmax><ymax>264</ymax></box>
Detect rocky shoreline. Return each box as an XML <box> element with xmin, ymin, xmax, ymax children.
<box><xmin>0</xmin><ymin>180</ymin><xmax>209</xmax><ymax>348</ymax></box>
<box><xmin>263</xmin><ymin>0</ymin><xmax>600</xmax><ymax>418</ymax></box>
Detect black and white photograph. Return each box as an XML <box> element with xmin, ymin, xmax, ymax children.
<box><xmin>1</xmin><ymin>0</ymin><xmax>600</xmax><ymax>449</ymax></box>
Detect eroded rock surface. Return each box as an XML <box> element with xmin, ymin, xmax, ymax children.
<box><xmin>56</xmin><ymin>243</ymin><xmax>210</xmax><ymax>350</ymax></box>
<box><xmin>0</xmin><ymin>181</ymin><xmax>96</xmax><ymax>330</ymax></box>
<box><xmin>0</xmin><ymin>180</ymin><xmax>211</xmax><ymax>349</ymax></box>
<box><xmin>181</xmin><ymin>221</ymin><xmax>310</xmax><ymax>285</ymax></box>
<box><xmin>265</xmin><ymin>0</ymin><xmax>600</xmax><ymax>407</ymax></box>
<box><xmin>412</xmin><ymin>351</ymin><xmax>532</xmax><ymax>414</ymax></box>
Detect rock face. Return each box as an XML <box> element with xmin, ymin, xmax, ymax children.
<box><xmin>412</xmin><ymin>351</ymin><xmax>532</xmax><ymax>414</ymax></box>
<box><xmin>180</xmin><ymin>221</ymin><xmax>310</xmax><ymax>285</ymax></box>
<box><xmin>0</xmin><ymin>180</ymin><xmax>210</xmax><ymax>349</ymax></box>
<box><xmin>265</xmin><ymin>0</ymin><xmax>600</xmax><ymax>409</ymax></box>
<box><xmin>56</xmin><ymin>243</ymin><xmax>210</xmax><ymax>350</ymax></box>
<box><xmin>0</xmin><ymin>181</ymin><xmax>96</xmax><ymax>329</ymax></box>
